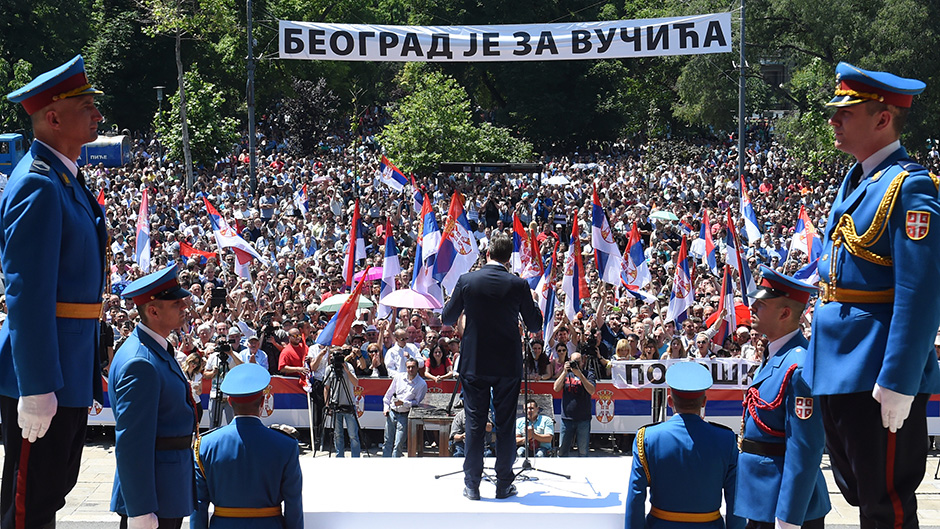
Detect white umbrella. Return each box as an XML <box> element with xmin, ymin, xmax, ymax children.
<box><xmin>315</xmin><ymin>293</ymin><xmax>375</xmax><ymax>312</ymax></box>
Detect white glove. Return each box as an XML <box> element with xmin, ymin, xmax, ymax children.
<box><xmin>17</xmin><ymin>392</ymin><xmax>57</xmax><ymax>443</ymax></box>
<box><xmin>775</xmin><ymin>518</ymin><xmax>799</xmax><ymax>529</ymax></box>
<box><xmin>127</xmin><ymin>513</ymin><xmax>159</xmax><ymax>529</ymax></box>
<box><xmin>872</xmin><ymin>383</ymin><xmax>914</xmax><ymax>433</ymax></box>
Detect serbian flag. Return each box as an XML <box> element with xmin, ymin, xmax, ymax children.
<box><xmin>536</xmin><ymin>242</ymin><xmax>559</xmax><ymax>340</ymax></box>
<box><xmin>725</xmin><ymin>209</ymin><xmax>757</xmax><ymax>307</ymax></box>
<box><xmin>316</xmin><ymin>267</ymin><xmax>370</xmax><ymax>347</ymax></box>
<box><xmin>204</xmin><ymin>197</ymin><xmax>266</xmax><ymax>277</ymax></box>
<box><xmin>793</xmin><ymin>258</ymin><xmax>821</xmax><ymax>285</ymax></box>
<box><xmin>179</xmin><ymin>241</ymin><xmax>214</xmax><ymax>265</ymax></box>
<box><xmin>134</xmin><ymin>188</ymin><xmax>151</xmax><ymax>273</ymax></box>
<box><xmin>711</xmin><ymin>265</ymin><xmax>737</xmax><ymax>347</ymax></box>
<box><xmin>788</xmin><ymin>205</ymin><xmax>822</xmax><ymax>262</ymax></box>
<box><xmin>679</xmin><ymin>217</ymin><xmax>695</xmax><ymax>235</ymax></box>
<box><xmin>411</xmin><ymin>194</ymin><xmax>443</xmax><ymax>303</ymax></box>
<box><xmin>378</xmin><ymin>220</ymin><xmax>400</xmax><ymax>319</ymax></box>
<box><xmin>591</xmin><ymin>187</ymin><xmax>623</xmax><ymax>285</ymax></box>
<box><xmin>621</xmin><ymin>221</ymin><xmax>651</xmax><ymax>289</ymax></box>
<box><xmin>96</xmin><ymin>189</ymin><xmax>106</xmax><ymax>215</ymax></box>
<box><xmin>512</xmin><ymin>213</ymin><xmax>541</xmax><ymax>280</ymax></box>
<box><xmin>378</xmin><ymin>156</ymin><xmax>409</xmax><ymax>192</ymax></box>
<box><xmin>665</xmin><ymin>235</ymin><xmax>695</xmax><ymax>324</ymax></box>
<box><xmin>410</xmin><ymin>174</ymin><xmax>423</xmax><ymax>215</ymax></box>
<box><xmin>293</xmin><ymin>184</ymin><xmax>309</xmax><ymax>214</ymax></box>
<box><xmin>562</xmin><ymin>210</ymin><xmax>588</xmax><ymax>321</ymax></box>
<box><xmin>342</xmin><ymin>199</ymin><xmax>367</xmax><ymax>291</ymax></box>
<box><xmin>740</xmin><ymin>176</ymin><xmax>762</xmax><ymax>243</ymax></box>
<box><xmin>433</xmin><ymin>191</ymin><xmax>479</xmax><ymax>294</ymax></box>
<box><xmin>700</xmin><ymin>209</ymin><xmax>719</xmax><ymax>277</ymax></box>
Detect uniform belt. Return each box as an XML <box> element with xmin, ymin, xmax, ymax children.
<box><xmin>740</xmin><ymin>438</ymin><xmax>786</xmax><ymax>457</ymax></box>
<box><xmin>650</xmin><ymin>507</ymin><xmax>721</xmax><ymax>523</ymax></box>
<box><xmin>55</xmin><ymin>301</ymin><xmax>103</xmax><ymax>319</ymax></box>
<box><xmin>818</xmin><ymin>281</ymin><xmax>894</xmax><ymax>304</ymax></box>
<box><xmin>213</xmin><ymin>506</ymin><xmax>282</xmax><ymax>518</ymax></box>
<box><xmin>155</xmin><ymin>435</ymin><xmax>193</xmax><ymax>450</ymax></box>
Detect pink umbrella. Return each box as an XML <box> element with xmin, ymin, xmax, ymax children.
<box><xmin>353</xmin><ymin>267</ymin><xmax>384</xmax><ymax>282</ymax></box>
<box><xmin>379</xmin><ymin>288</ymin><xmax>443</xmax><ymax>309</ymax></box>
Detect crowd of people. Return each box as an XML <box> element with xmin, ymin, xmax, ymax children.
<box><xmin>16</xmin><ymin>109</ymin><xmax>940</xmax><ymax>457</ymax></box>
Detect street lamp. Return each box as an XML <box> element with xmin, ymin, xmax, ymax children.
<box><xmin>154</xmin><ymin>86</ymin><xmax>165</xmax><ymax>168</ymax></box>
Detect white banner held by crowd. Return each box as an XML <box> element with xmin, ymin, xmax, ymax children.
<box><xmin>611</xmin><ymin>358</ymin><xmax>760</xmax><ymax>390</ymax></box>
<box><xmin>279</xmin><ymin>13</ymin><xmax>732</xmax><ymax>62</ymax></box>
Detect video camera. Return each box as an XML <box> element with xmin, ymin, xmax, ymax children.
<box><xmin>331</xmin><ymin>348</ymin><xmax>348</xmax><ymax>370</ymax></box>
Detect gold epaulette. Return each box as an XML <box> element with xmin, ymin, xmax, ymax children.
<box><xmin>831</xmin><ymin>170</ymin><xmax>911</xmax><ymax>267</ymax></box>
<box><xmin>636</xmin><ymin>426</ymin><xmax>651</xmax><ymax>484</ymax></box>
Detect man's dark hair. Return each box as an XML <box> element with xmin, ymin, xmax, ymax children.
<box><xmin>865</xmin><ymin>101</ymin><xmax>909</xmax><ymax>136</ymax></box>
<box><xmin>488</xmin><ymin>233</ymin><xmax>512</xmax><ymax>263</ymax></box>
<box><xmin>670</xmin><ymin>391</ymin><xmax>705</xmax><ymax>413</ymax></box>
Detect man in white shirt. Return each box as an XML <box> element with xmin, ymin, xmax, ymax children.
<box><xmin>381</xmin><ymin>358</ymin><xmax>427</xmax><ymax>457</ymax></box>
<box><xmin>384</xmin><ymin>328</ymin><xmax>418</xmax><ymax>376</ymax></box>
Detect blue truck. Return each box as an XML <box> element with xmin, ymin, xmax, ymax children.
<box><xmin>0</xmin><ymin>133</ymin><xmax>27</xmax><ymax>177</ymax></box>
<box><xmin>78</xmin><ymin>135</ymin><xmax>132</xmax><ymax>167</ymax></box>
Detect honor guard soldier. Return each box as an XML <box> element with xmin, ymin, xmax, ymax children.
<box><xmin>109</xmin><ymin>265</ymin><xmax>198</xmax><ymax>529</ymax></box>
<box><xmin>626</xmin><ymin>362</ymin><xmax>743</xmax><ymax>529</ymax></box>
<box><xmin>735</xmin><ymin>267</ymin><xmax>829</xmax><ymax>529</ymax></box>
<box><xmin>807</xmin><ymin>63</ymin><xmax>940</xmax><ymax>529</ymax></box>
<box><xmin>192</xmin><ymin>363</ymin><xmax>303</xmax><ymax>529</ymax></box>
<box><xmin>0</xmin><ymin>55</ymin><xmax>107</xmax><ymax>529</ymax></box>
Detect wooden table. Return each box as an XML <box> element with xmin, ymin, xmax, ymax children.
<box><xmin>407</xmin><ymin>393</ymin><xmax>458</xmax><ymax>457</ymax></box>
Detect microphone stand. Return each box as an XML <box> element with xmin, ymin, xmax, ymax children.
<box><xmin>512</xmin><ymin>331</ymin><xmax>569</xmax><ymax>482</ymax></box>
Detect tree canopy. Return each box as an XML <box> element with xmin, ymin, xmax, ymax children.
<box><xmin>1</xmin><ymin>0</ymin><xmax>937</xmax><ymax>159</ymax></box>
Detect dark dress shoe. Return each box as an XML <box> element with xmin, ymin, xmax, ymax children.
<box><xmin>495</xmin><ymin>484</ymin><xmax>517</xmax><ymax>499</ymax></box>
<box><xmin>463</xmin><ymin>486</ymin><xmax>481</xmax><ymax>500</ymax></box>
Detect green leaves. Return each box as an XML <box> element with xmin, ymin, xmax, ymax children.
<box><xmin>377</xmin><ymin>71</ymin><xmax>532</xmax><ymax>176</ymax></box>
<box><xmin>154</xmin><ymin>69</ymin><xmax>239</xmax><ymax>168</ymax></box>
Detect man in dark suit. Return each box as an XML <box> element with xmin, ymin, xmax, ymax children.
<box><xmin>0</xmin><ymin>55</ymin><xmax>107</xmax><ymax>529</ymax></box>
<box><xmin>442</xmin><ymin>233</ymin><xmax>542</xmax><ymax>501</ymax></box>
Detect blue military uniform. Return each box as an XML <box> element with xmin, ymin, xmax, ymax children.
<box><xmin>735</xmin><ymin>267</ymin><xmax>829</xmax><ymax>525</ymax></box>
<box><xmin>625</xmin><ymin>362</ymin><xmax>743</xmax><ymax>529</ymax></box>
<box><xmin>807</xmin><ymin>63</ymin><xmax>940</xmax><ymax>529</ymax></box>
<box><xmin>110</xmin><ymin>265</ymin><xmax>198</xmax><ymax>520</ymax></box>
<box><xmin>192</xmin><ymin>363</ymin><xmax>303</xmax><ymax>529</ymax></box>
<box><xmin>0</xmin><ymin>55</ymin><xmax>107</xmax><ymax>529</ymax></box>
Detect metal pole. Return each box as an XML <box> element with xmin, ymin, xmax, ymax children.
<box><xmin>737</xmin><ymin>0</ymin><xmax>746</xmax><ymax>182</ymax></box>
<box><xmin>246</xmin><ymin>0</ymin><xmax>258</xmax><ymax>195</ymax></box>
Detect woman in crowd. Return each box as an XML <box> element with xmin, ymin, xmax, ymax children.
<box><xmin>662</xmin><ymin>336</ymin><xmax>688</xmax><ymax>360</ymax></box>
<box><xmin>424</xmin><ymin>343</ymin><xmax>453</xmax><ymax>383</ymax></box>
<box><xmin>524</xmin><ymin>339</ymin><xmax>553</xmax><ymax>381</ymax></box>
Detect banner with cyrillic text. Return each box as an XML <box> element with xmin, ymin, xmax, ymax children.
<box><xmin>278</xmin><ymin>13</ymin><xmax>732</xmax><ymax>62</ymax></box>
<box><xmin>611</xmin><ymin>358</ymin><xmax>759</xmax><ymax>390</ymax></box>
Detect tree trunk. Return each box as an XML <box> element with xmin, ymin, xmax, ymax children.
<box><xmin>176</xmin><ymin>31</ymin><xmax>194</xmax><ymax>189</ymax></box>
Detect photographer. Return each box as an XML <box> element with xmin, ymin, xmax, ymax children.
<box><xmin>552</xmin><ymin>351</ymin><xmax>596</xmax><ymax>457</ymax></box>
<box><xmin>204</xmin><ymin>335</ymin><xmax>243</xmax><ymax>428</ymax></box>
<box><xmin>323</xmin><ymin>348</ymin><xmax>361</xmax><ymax>457</ymax></box>
<box><xmin>258</xmin><ymin>312</ymin><xmax>285</xmax><ymax>375</ymax></box>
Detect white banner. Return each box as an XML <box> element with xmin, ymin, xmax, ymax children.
<box><xmin>611</xmin><ymin>358</ymin><xmax>759</xmax><ymax>390</ymax></box>
<box><xmin>279</xmin><ymin>13</ymin><xmax>732</xmax><ymax>62</ymax></box>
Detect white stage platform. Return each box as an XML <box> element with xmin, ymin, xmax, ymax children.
<box><xmin>301</xmin><ymin>457</ymin><xmax>632</xmax><ymax>528</ymax></box>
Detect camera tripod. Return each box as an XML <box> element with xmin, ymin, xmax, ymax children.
<box><xmin>318</xmin><ymin>348</ymin><xmax>366</xmax><ymax>457</ymax></box>
<box><xmin>208</xmin><ymin>353</ymin><xmax>231</xmax><ymax>429</ymax></box>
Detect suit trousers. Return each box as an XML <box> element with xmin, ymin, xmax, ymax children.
<box><xmin>119</xmin><ymin>514</ymin><xmax>182</xmax><ymax>529</ymax></box>
<box><xmin>0</xmin><ymin>396</ymin><xmax>86</xmax><ymax>529</ymax></box>
<box><xmin>821</xmin><ymin>392</ymin><xmax>929</xmax><ymax>529</ymax></box>
<box><xmin>460</xmin><ymin>374</ymin><xmax>520</xmax><ymax>491</ymax></box>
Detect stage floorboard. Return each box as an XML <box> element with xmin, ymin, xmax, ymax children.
<box><xmin>301</xmin><ymin>456</ymin><xmax>650</xmax><ymax>528</ymax></box>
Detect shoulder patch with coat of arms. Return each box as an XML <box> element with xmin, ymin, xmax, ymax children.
<box><xmin>794</xmin><ymin>396</ymin><xmax>813</xmax><ymax>420</ymax></box>
<box><xmin>906</xmin><ymin>211</ymin><xmax>930</xmax><ymax>240</ymax></box>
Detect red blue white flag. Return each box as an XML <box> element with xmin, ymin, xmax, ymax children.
<box><xmin>592</xmin><ymin>187</ymin><xmax>623</xmax><ymax>285</ymax></box>
<box><xmin>135</xmin><ymin>188</ymin><xmax>150</xmax><ymax>273</ymax></box>
<box><xmin>665</xmin><ymin>235</ymin><xmax>695</xmax><ymax>324</ymax></box>
<box><xmin>433</xmin><ymin>191</ymin><xmax>479</xmax><ymax>294</ymax></box>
